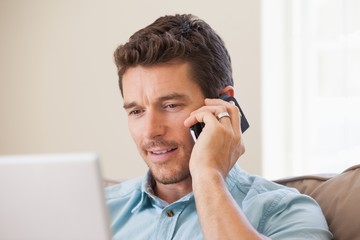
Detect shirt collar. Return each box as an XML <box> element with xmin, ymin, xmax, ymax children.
<box><xmin>225</xmin><ymin>164</ymin><xmax>244</xmax><ymax>190</ymax></box>
<box><xmin>131</xmin><ymin>164</ymin><xmax>243</xmax><ymax>213</ymax></box>
<box><xmin>131</xmin><ymin>171</ymin><xmax>167</xmax><ymax>212</ymax></box>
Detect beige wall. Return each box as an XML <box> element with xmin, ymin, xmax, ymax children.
<box><xmin>0</xmin><ymin>0</ymin><xmax>262</xmax><ymax>180</ymax></box>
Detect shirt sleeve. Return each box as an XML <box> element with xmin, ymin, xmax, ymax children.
<box><xmin>246</xmin><ymin>189</ymin><xmax>333</xmax><ymax>239</ymax></box>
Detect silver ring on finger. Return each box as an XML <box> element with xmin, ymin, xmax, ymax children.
<box><xmin>216</xmin><ymin>112</ymin><xmax>231</xmax><ymax>121</ymax></box>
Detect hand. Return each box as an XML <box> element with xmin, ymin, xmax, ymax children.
<box><xmin>185</xmin><ymin>99</ymin><xmax>267</xmax><ymax>240</ymax></box>
<box><xmin>184</xmin><ymin>98</ymin><xmax>245</xmax><ymax>180</ymax></box>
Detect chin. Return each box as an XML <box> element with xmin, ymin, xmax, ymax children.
<box><xmin>150</xmin><ymin>167</ymin><xmax>191</xmax><ymax>185</ymax></box>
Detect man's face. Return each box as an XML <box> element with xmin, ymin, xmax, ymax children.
<box><xmin>122</xmin><ymin>62</ymin><xmax>205</xmax><ymax>185</ymax></box>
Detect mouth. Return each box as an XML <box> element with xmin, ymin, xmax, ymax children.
<box><xmin>149</xmin><ymin>147</ymin><xmax>178</xmax><ymax>155</ymax></box>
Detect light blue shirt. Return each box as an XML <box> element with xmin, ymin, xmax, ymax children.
<box><xmin>106</xmin><ymin>165</ymin><xmax>332</xmax><ymax>239</ymax></box>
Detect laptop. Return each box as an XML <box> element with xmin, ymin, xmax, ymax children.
<box><xmin>0</xmin><ymin>153</ymin><xmax>112</xmax><ymax>240</ymax></box>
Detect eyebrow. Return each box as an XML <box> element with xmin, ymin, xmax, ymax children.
<box><xmin>123</xmin><ymin>93</ymin><xmax>190</xmax><ymax>110</ymax></box>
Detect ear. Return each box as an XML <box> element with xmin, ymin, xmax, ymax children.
<box><xmin>219</xmin><ymin>86</ymin><xmax>235</xmax><ymax>97</ymax></box>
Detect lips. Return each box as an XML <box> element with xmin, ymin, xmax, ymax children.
<box><xmin>149</xmin><ymin>147</ymin><xmax>177</xmax><ymax>155</ymax></box>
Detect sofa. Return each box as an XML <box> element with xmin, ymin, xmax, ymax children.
<box><xmin>105</xmin><ymin>164</ymin><xmax>360</xmax><ymax>239</ymax></box>
<box><xmin>275</xmin><ymin>164</ymin><xmax>360</xmax><ymax>240</ymax></box>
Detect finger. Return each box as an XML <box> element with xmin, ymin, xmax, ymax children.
<box><xmin>184</xmin><ymin>105</ymin><xmax>228</xmax><ymax>127</ymax></box>
<box><xmin>184</xmin><ymin>107</ymin><xmax>226</xmax><ymax>128</ymax></box>
<box><xmin>206</xmin><ymin>98</ymin><xmax>241</xmax><ymax>135</ymax></box>
<box><xmin>216</xmin><ymin>111</ymin><xmax>231</xmax><ymax>124</ymax></box>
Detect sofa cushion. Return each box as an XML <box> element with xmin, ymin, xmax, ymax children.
<box><xmin>275</xmin><ymin>164</ymin><xmax>360</xmax><ymax>240</ymax></box>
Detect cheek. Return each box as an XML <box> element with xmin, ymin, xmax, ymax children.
<box><xmin>170</xmin><ymin>116</ymin><xmax>193</xmax><ymax>143</ymax></box>
<box><xmin>168</xmin><ymin>114</ymin><xmax>187</xmax><ymax>131</ymax></box>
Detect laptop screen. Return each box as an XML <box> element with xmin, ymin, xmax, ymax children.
<box><xmin>0</xmin><ymin>153</ymin><xmax>112</xmax><ymax>240</ymax></box>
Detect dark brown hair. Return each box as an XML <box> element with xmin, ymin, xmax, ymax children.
<box><xmin>114</xmin><ymin>14</ymin><xmax>233</xmax><ymax>98</ymax></box>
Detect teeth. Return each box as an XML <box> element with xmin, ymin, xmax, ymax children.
<box><xmin>152</xmin><ymin>150</ymin><xmax>169</xmax><ymax>154</ymax></box>
<box><xmin>151</xmin><ymin>149</ymin><xmax>173</xmax><ymax>154</ymax></box>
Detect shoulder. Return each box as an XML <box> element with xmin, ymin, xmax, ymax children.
<box><xmin>229</xmin><ymin>167</ymin><xmax>318</xmax><ymax>212</ymax></box>
<box><xmin>228</xmin><ymin>165</ymin><xmax>300</xmax><ymax>198</ymax></box>
<box><xmin>239</xmin><ymin>175</ymin><xmax>316</xmax><ymax>214</ymax></box>
<box><xmin>229</xmin><ymin>167</ymin><xmax>331</xmax><ymax>238</ymax></box>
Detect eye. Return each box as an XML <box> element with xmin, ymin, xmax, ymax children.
<box><xmin>164</xmin><ymin>103</ymin><xmax>183</xmax><ymax>112</ymax></box>
<box><xmin>166</xmin><ymin>104</ymin><xmax>179</xmax><ymax>109</ymax></box>
<box><xmin>128</xmin><ymin>109</ymin><xmax>144</xmax><ymax>116</ymax></box>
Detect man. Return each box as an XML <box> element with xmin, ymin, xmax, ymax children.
<box><xmin>106</xmin><ymin>14</ymin><xmax>332</xmax><ymax>239</ymax></box>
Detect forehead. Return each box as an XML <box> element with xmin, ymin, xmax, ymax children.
<box><xmin>122</xmin><ymin>62</ymin><xmax>202</xmax><ymax>101</ymax></box>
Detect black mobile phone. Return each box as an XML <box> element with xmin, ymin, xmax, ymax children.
<box><xmin>190</xmin><ymin>94</ymin><xmax>249</xmax><ymax>141</ymax></box>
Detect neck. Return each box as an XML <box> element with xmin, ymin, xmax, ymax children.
<box><xmin>153</xmin><ymin>177</ymin><xmax>193</xmax><ymax>204</ymax></box>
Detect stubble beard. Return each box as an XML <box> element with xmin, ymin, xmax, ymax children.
<box><xmin>142</xmin><ymin>138</ymin><xmax>193</xmax><ymax>185</ymax></box>
<box><xmin>149</xmin><ymin>163</ymin><xmax>191</xmax><ymax>185</ymax></box>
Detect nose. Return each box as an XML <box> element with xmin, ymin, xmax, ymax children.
<box><xmin>143</xmin><ymin>109</ymin><xmax>166</xmax><ymax>139</ymax></box>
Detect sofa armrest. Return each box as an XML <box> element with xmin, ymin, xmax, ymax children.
<box><xmin>275</xmin><ymin>164</ymin><xmax>360</xmax><ymax>240</ymax></box>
